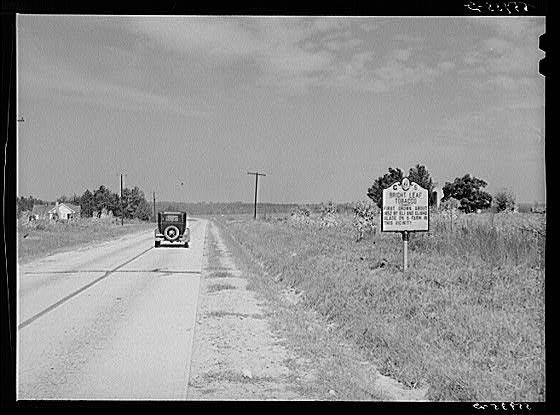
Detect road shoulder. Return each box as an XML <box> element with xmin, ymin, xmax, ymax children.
<box><xmin>188</xmin><ymin>218</ymin><xmax>429</xmax><ymax>401</ymax></box>
<box><xmin>187</xmin><ymin>221</ymin><xmax>302</xmax><ymax>400</ymax></box>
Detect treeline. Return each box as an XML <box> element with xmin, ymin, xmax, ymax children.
<box><xmin>154</xmin><ymin>201</ymin><xmax>367</xmax><ymax>216</ymax></box>
<box><xmin>78</xmin><ymin>185</ymin><xmax>151</xmax><ymax>220</ymax></box>
<box><xmin>155</xmin><ymin>201</ymin><xmax>302</xmax><ymax>216</ymax></box>
<box><xmin>16</xmin><ymin>195</ymin><xmax>49</xmax><ymax>218</ymax></box>
<box><xmin>367</xmin><ymin>164</ymin><xmax>503</xmax><ymax>213</ymax></box>
<box><xmin>17</xmin><ymin>185</ymin><xmax>152</xmax><ymax>221</ymax></box>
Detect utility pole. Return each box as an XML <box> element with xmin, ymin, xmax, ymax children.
<box><xmin>120</xmin><ymin>174</ymin><xmax>124</xmax><ymax>226</ymax></box>
<box><xmin>153</xmin><ymin>191</ymin><xmax>156</xmax><ymax>222</ymax></box>
<box><xmin>247</xmin><ymin>172</ymin><xmax>266</xmax><ymax>219</ymax></box>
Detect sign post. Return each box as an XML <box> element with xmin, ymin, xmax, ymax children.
<box><xmin>402</xmin><ymin>231</ymin><xmax>409</xmax><ymax>271</ymax></box>
<box><xmin>381</xmin><ymin>178</ymin><xmax>429</xmax><ymax>271</ymax></box>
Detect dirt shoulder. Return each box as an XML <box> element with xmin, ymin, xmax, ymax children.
<box><xmin>187</xmin><ymin>220</ymin><xmax>428</xmax><ymax>401</ymax></box>
<box><xmin>187</xmin><ymin>221</ymin><xmax>301</xmax><ymax>400</ymax></box>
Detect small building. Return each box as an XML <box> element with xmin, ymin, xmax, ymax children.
<box><xmin>49</xmin><ymin>202</ymin><xmax>81</xmax><ymax>220</ymax></box>
<box><xmin>30</xmin><ymin>202</ymin><xmax>81</xmax><ymax>220</ymax></box>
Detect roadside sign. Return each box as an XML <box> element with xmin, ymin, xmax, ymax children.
<box><xmin>381</xmin><ymin>177</ymin><xmax>429</xmax><ymax>272</ymax></box>
<box><xmin>381</xmin><ymin>178</ymin><xmax>429</xmax><ymax>232</ymax></box>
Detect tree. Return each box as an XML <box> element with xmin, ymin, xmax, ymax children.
<box><xmin>93</xmin><ymin>185</ymin><xmax>118</xmax><ymax>217</ymax></box>
<box><xmin>134</xmin><ymin>198</ymin><xmax>152</xmax><ymax>221</ymax></box>
<box><xmin>71</xmin><ymin>193</ymin><xmax>80</xmax><ymax>205</ymax></box>
<box><xmin>17</xmin><ymin>195</ymin><xmax>47</xmax><ymax>218</ymax></box>
<box><xmin>442</xmin><ymin>174</ymin><xmax>492</xmax><ymax>213</ymax></box>
<box><xmin>122</xmin><ymin>186</ymin><xmax>151</xmax><ymax>220</ymax></box>
<box><xmin>367</xmin><ymin>167</ymin><xmax>404</xmax><ymax>208</ymax></box>
<box><xmin>79</xmin><ymin>189</ymin><xmax>94</xmax><ymax>217</ymax></box>
<box><xmin>165</xmin><ymin>203</ymin><xmax>182</xmax><ymax>212</ymax></box>
<box><xmin>408</xmin><ymin>164</ymin><xmax>435</xmax><ymax>206</ymax></box>
<box><xmin>494</xmin><ymin>189</ymin><xmax>516</xmax><ymax>212</ymax></box>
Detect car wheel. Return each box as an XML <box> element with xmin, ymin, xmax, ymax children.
<box><xmin>155</xmin><ymin>241</ymin><xmax>160</xmax><ymax>248</ymax></box>
<box><xmin>164</xmin><ymin>225</ymin><xmax>180</xmax><ymax>241</ymax></box>
<box><xmin>184</xmin><ymin>242</ymin><xmax>189</xmax><ymax>248</ymax></box>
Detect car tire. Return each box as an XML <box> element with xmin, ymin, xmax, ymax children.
<box><xmin>164</xmin><ymin>225</ymin><xmax>180</xmax><ymax>241</ymax></box>
<box><xmin>184</xmin><ymin>242</ymin><xmax>189</xmax><ymax>248</ymax></box>
<box><xmin>155</xmin><ymin>241</ymin><xmax>160</xmax><ymax>248</ymax></box>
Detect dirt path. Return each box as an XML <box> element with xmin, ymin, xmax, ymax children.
<box><xmin>187</xmin><ymin>220</ymin><xmax>429</xmax><ymax>401</ymax></box>
<box><xmin>187</xmin><ymin>222</ymin><xmax>302</xmax><ymax>400</ymax></box>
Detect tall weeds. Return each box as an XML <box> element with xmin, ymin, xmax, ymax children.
<box><xmin>219</xmin><ymin>211</ymin><xmax>546</xmax><ymax>401</ymax></box>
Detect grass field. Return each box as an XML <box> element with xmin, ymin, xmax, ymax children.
<box><xmin>216</xmin><ymin>210</ymin><xmax>546</xmax><ymax>401</ymax></box>
<box><xmin>17</xmin><ymin>217</ymin><xmax>155</xmax><ymax>264</ymax></box>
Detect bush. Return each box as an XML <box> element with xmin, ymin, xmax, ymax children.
<box><xmin>494</xmin><ymin>189</ymin><xmax>517</xmax><ymax>212</ymax></box>
<box><xmin>290</xmin><ymin>205</ymin><xmax>311</xmax><ymax>224</ymax></box>
<box><xmin>352</xmin><ymin>200</ymin><xmax>378</xmax><ymax>241</ymax></box>
<box><xmin>319</xmin><ymin>201</ymin><xmax>338</xmax><ymax>227</ymax></box>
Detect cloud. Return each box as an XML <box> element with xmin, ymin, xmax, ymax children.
<box><xmin>393</xmin><ymin>49</ymin><xmax>411</xmax><ymax>62</ymax></box>
<box><xmin>329</xmin><ymin>49</ymin><xmax>454</xmax><ymax>93</ymax></box>
<box><xmin>437</xmin><ymin>61</ymin><xmax>455</xmax><ymax>71</ymax></box>
<box><xmin>426</xmin><ymin>105</ymin><xmax>541</xmax><ymax>149</ymax></box>
<box><xmin>21</xmin><ymin>61</ymin><xmax>212</xmax><ymax>117</ymax></box>
<box><xmin>393</xmin><ymin>34</ymin><xmax>425</xmax><ymax>43</ymax></box>
<box><xmin>487</xmin><ymin>75</ymin><xmax>533</xmax><ymax>90</ymax></box>
<box><xmin>124</xmin><ymin>17</ymin><xmax>463</xmax><ymax>95</ymax></box>
<box><xmin>462</xmin><ymin>18</ymin><xmax>544</xmax><ymax>90</ymax></box>
<box><xmin>479</xmin><ymin>17</ymin><xmax>544</xmax><ymax>40</ymax></box>
<box><xmin>324</xmin><ymin>37</ymin><xmax>363</xmax><ymax>51</ymax></box>
<box><xmin>126</xmin><ymin>17</ymin><xmax>346</xmax><ymax>94</ymax></box>
<box><xmin>127</xmin><ymin>16</ymin><xmax>264</xmax><ymax>58</ymax></box>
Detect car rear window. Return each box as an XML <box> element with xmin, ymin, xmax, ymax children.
<box><xmin>165</xmin><ymin>215</ymin><xmax>180</xmax><ymax>222</ymax></box>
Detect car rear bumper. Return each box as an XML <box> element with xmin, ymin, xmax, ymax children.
<box><xmin>155</xmin><ymin>228</ymin><xmax>190</xmax><ymax>243</ymax></box>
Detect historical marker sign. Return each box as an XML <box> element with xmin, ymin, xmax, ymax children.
<box><xmin>381</xmin><ymin>177</ymin><xmax>429</xmax><ymax>232</ymax></box>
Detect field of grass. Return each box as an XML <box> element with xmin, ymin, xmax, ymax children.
<box><xmin>215</xmin><ymin>210</ymin><xmax>546</xmax><ymax>401</ymax></box>
<box><xmin>17</xmin><ymin>217</ymin><xmax>155</xmax><ymax>264</ymax></box>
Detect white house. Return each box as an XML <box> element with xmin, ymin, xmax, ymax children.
<box><xmin>48</xmin><ymin>202</ymin><xmax>81</xmax><ymax>220</ymax></box>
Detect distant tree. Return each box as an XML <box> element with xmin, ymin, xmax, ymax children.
<box><xmin>122</xmin><ymin>186</ymin><xmax>151</xmax><ymax>220</ymax></box>
<box><xmin>108</xmin><ymin>192</ymin><xmax>120</xmax><ymax>217</ymax></box>
<box><xmin>93</xmin><ymin>185</ymin><xmax>117</xmax><ymax>217</ymax></box>
<box><xmin>442</xmin><ymin>174</ymin><xmax>492</xmax><ymax>213</ymax></box>
<box><xmin>367</xmin><ymin>167</ymin><xmax>404</xmax><ymax>208</ymax></box>
<box><xmin>408</xmin><ymin>164</ymin><xmax>435</xmax><ymax>206</ymax></box>
<box><xmin>79</xmin><ymin>189</ymin><xmax>94</xmax><ymax>217</ymax></box>
<box><xmin>134</xmin><ymin>198</ymin><xmax>152</xmax><ymax>221</ymax></box>
<box><xmin>16</xmin><ymin>195</ymin><xmax>48</xmax><ymax>218</ymax></box>
<box><xmin>71</xmin><ymin>193</ymin><xmax>80</xmax><ymax>205</ymax></box>
<box><xmin>494</xmin><ymin>189</ymin><xmax>516</xmax><ymax>212</ymax></box>
<box><xmin>165</xmin><ymin>203</ymin><xmax>181</xmax><ymax>212</ymax></box>
<box><xmin>55</xmin><ymin>194</ymin><xmax>81</xmax><ymax>205</ymax></box>
<box><xmin>16</xmin><ymin>196</ymin><xmax>27</xmax><ymax>217</ymax></box>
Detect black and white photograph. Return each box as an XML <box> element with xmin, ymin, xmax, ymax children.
<box><xmin>5</xmin><ymin>4</ymin><xmax>547</xmax><ymax>408</ymax></box>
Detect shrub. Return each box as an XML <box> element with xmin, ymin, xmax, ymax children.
<box><xmin>352</xmin><ymin>200</ymin><xmax>378</xmax><ymax>241</ymax></box>
<box><xmin>494</xmin><ymin>189</ymin><xmax>517</xmax><ymax>213</ymax></box>
<box><xmin>290</xmin><ymin>205</ymin><xmax>311</xmax><ymax>224</ymax></box>
<box><xmin>319</xmin><ymin>201</ymin><xmax>338</xmax><ymax>227</ymax></box>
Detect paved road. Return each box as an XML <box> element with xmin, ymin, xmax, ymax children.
<box><xmin>17</xmin><ymin>219</ymin><xmax>208</xmax><ymax>400</ymax></box>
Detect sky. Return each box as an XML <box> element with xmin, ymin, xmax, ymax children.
<box><xmin>16</xmin><ymin>15</ymin><xmax>545</xmax><ymax>204</ymax></box>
